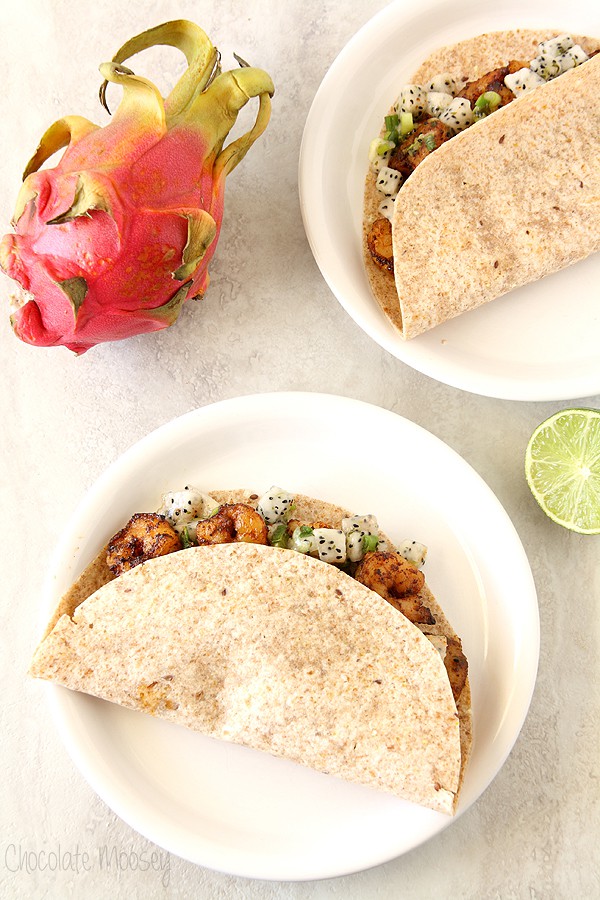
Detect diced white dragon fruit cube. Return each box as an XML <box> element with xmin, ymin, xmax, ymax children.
<box><xmin>394</xmin><ymin>84</ymin><xmax>428</xmax><ymax>116</ymax></box>
<box><xmin>426</xmin><ymin>72</ymin><xmax>460</xmax><ymax>95</ymax></box>
<box><xmin>312</xmin><ymin>528</ymin><xmax>347</xmax><ymax>564</ymax></box>
<box><xmin>157</xmin><ymin>486</ymin><xmax>218</xmax><ymax>534</ymax></box>
<box><xmin>341</xmin><ymin>514</ymin><xmax>379</xmax><ymax>534</ymax></box>
<box><xmin>438</xmin><ymin>97</ymin><xmax>474</xmax><ymax>132</ymax></box>
<box><xmin>532</xmin><ymin>43</ymin><xmax>589</xmax><ymax>79</ymax></box>
<box><xmin>378</xmin><ymin>197</ymin><xmax>395</xmax><ymax>221</ymax></box>
<box><xmin>342</xmin><ymin>515</ymin><xmax>380</xmax><ymax>562</ymax></box>
<box><xmin>397</xmin><ymin>539</ymin><xmax>428</xmax><ymax>568</ymax></box>
<box><xmin>426</xmin><ymin>91</ymin><xmax>454</xmax><ymax>117</ymax></box>
<box><xmin>504</xmin><ymin>67</ymin><xmax>545</xmax><ymax>95</ymax></box>
<box><xmin>346</xmin><ymin>530</ymin><xmax>365</xmax><ymax>562</ymax></box>
<box><xmin>537</xmin><ymin>33</ymin><xmax>574</xmax><ymax>59</ymax></box>
<box><xmin>560</xmin><ymin>45</ymin><xmax>589</xmax><ymax>68</ymax></box>
<box><xmin>347</xmin><ymin>530</ymin><xmax>379</xmax><ymax>563</ymax></box>
<box><xmin>529</xmin><ymin>55</ymin><xmax>562</xmax><ymax>79</ymax></box>
<box><xmin>257</xmin><ymin>486</ymin><xmax>295</xmax><ymax>525</ymax></box>
<box><xmin>375</xmin><ymin>166</ymin><xmax>402</xmax><ymax>197</ymax></box>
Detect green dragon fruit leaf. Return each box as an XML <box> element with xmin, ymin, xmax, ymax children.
<box><xmin>1</xmin><ymin>19</ymin><xmax>274</xmax><ymax>353</ymax></box>
<box><xmin>100</xmin><ymin>21</ymin><xmax>274</xmax><ymax>174</ymax></box>
<box><xmin>173</xmin><ymin>210</ymin><xmax>218</xmax><ymax>282</ymax></box>
<box><xmin>58</xmin><ymin>276</ymin><xmax>88</xmax><ymax>319</ymax></box>
<box><xmin>193</xmin><ymin>68</ymin><xmax>275</xmax><ymax>177</ymax></box>
<box><xmin>22</xmin><ymin>116</ymin><xmax>99</xmax><ymax>180</ymax></box>
<box><xmin>46</xmin><ymin>173</ymin><xmax>112</xmax><ymax>224</ymax></box>
<box><xmin>142</xmin><ymin>281</ymin><xmax>191</xmax><ymax>324</ymax></box>
<box><xmin>214</xmin><ymin>76</ymin><xmax>273</xmax><ymax>178</ymax></box>
<box><xmin>14</xmin><ymin>117</ymin><xmax>99</xmax><ymax>224</ymax></box>
<box><xmin>99</xmin><ymin>60</ymin><xmax>165</xmax><ymax>119</ymax></box>
<box><xmin>99</xmin><ymin>19</ymin><xmax>221</xmax><ymax>119</ymax></box>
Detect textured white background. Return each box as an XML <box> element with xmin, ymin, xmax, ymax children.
<box><xmin>1</xmin><ymin>0</ymin><xmax>599</xmax><ymax>897</ymax></box>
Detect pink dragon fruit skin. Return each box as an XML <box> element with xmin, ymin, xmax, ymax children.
<box><xmin>0</xmin><ymin>21</ymin><xmax>274</xmax><ymax>353</ymax></box>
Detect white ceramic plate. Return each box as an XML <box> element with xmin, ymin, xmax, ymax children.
<box><xmin>42</xmin><ymin>392</ymin><xmax>538</xmax><ymax>880</ymax></box>
<box><xmin>299</xmin><ymin>0</ymin><xmax>600</xmax><ymax>401</ymax></box>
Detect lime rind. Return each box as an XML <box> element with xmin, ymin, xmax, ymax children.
<box><xmin>525</xmin><ymin>408</ymin><xmax>600</xmax><ymax>535</ymax></box>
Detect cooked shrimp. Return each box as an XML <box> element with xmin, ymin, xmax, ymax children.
<box><xmin>388</xmin><ymin>118</ymin><xmax>452</xmax><ymax>177</ymax></box>
<box><xmin>444</xmin><ymin>636</ymin><xmax>468</xmax><ymax>702</ymax></box>
<box><xmin>367</xmin><ymin>218</ymin><xmax>395</xmax><ymax>274</ymax></box>
<box><xmin>355</xmin><ymin>550</ymin><xmax>424</xmax><ymax>597</ymax></box>
<box><xmin>457</xmin><ymin>59</ymin><xmax>528</xmax><ymax>107</ymax></box>
<box><xmin>354</xmin><ymin>550</ymin><xmax>434</xmax><ymax>625</ymax></box>
<box><xmin>106</xmin><ymin>512</ymin><xmax>182</xmax><ymax>577</ymax></box>
<box><xmin>195</xmin><ymin>503</ymin><xmax>268</xmax><ymax>546</ymax></box>
<box><xmin>384</xmin><ymin>591</ymin><xmax>436</xmax><ymax>626</ymax></box>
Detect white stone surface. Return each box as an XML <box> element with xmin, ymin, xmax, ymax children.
<box><xmin>1</xmin><ymin>1</ymin><xmax>599</xmax><ymax>897</ymax></box>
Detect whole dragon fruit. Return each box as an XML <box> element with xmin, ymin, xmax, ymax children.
<box><xmin>0</xmin><ymin>21</ymin><xmax>274</xmax><ymax>353</ymax></box>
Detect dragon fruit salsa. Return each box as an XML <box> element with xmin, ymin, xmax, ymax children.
<box><xmin>369</xmin><ymin>34</ymin><xmax>594</xmax><ymax>225</ymax></box>
<box><xmin>154</xmin><ymin>484</ymin><xmax>428</xmax><ymax>568</ymax></box>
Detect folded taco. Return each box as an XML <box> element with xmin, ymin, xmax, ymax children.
<box><xmin>30</xmin><ymin>485</ymin><xmax>471</xmax><ymax>814</ymax></box>
<box><xmin>363</xmin><ymin>30</ymin><xmax>600</xmax><ymax>338</ymax></box>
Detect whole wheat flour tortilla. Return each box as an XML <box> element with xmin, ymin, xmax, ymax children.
<box><xmin>363</xmin><ymin>30</ymin><xmax>600</xmax><ymax>338</ymax></box>
<box><xmin>31</xmin><ymin>489</ymin><xmax>471</xmax><ymax>813</ymax></box>
<box><xmin>31</xmin><ymin>543</ymin><xmax>462</xmax><ymax>813</ymax></box>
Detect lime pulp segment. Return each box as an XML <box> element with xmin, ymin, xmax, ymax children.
<box><xmin>525</xmin><ymin>408</ymin><xmax>600</xmax><ymax>534</ymax></box>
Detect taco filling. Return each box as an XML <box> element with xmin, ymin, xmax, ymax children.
<box><xmin>367</xmin><ymin>33</ymin><xmax>596</xmax><ymax>274</ymax></box>
<box><xmin>95</xmin><ymin>484</ymin><xmax>467</xmax><ymax>704</ymax></box>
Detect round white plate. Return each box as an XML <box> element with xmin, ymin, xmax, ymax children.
<box><xmin>299</xmin><ymin>0</ymin><xmax>600</xmax><ymax>401</ymax></box>
<box><xmin>42</xmin><ymin>392</ymin><xmax>538</xmax><ymax>880</ymax></box>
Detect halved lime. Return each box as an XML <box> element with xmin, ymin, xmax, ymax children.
<box><xmin>525</xmin><ymin>408</ymin><xmax>600</xmax><ymax>534</ymax></box>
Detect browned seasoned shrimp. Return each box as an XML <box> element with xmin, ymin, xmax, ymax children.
<box><xmin>366</xmin><ymin>218</ymin><xmax>394</xmax><ymax>274</ymax></box>
<box><xmin>195</xmin><ymin>503</ymin><xmax>268</xmax><ymax>546</ymax></box>
<box><xmin>388</xmin><ymin>117</ymin><xmax>452</xmax><ymax>177</ymax></box>
<box><xmin>354</xmin><ymin>550</ymin><xmax>434</xmax><ymax>625</ymax></box>
<box><xmin>106</xmin><ymin>512</ymin><xmax>182</xmax><ymax>577</ymax></box>
<box><xmin>457</xmin><ymin>60</ymin><xmax>528</xmax><ymax>108</ymax></box>
<box><xmin>444</xmin><ymin>636</ymin><xmax>468</xmax><ymax>702</ymax></box>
